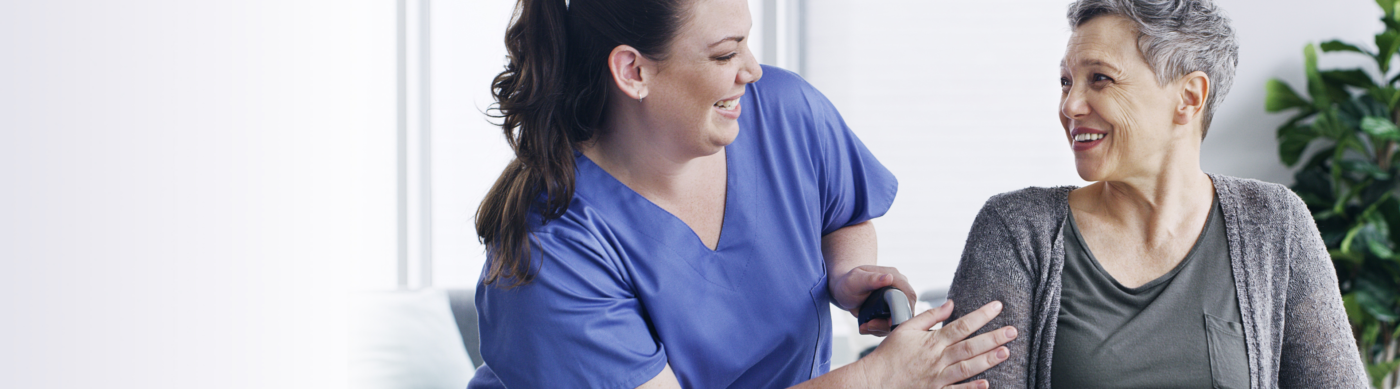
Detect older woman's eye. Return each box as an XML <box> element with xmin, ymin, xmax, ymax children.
<box><xmin>1092</xmin><ymin>73</ymin><xmax>1114</xmax><ymax>83</ymax></box>
<box><xmin>1060</xmin><ymin>77</ymin><xmax>1071</xmax><ymax>88</ymax></box>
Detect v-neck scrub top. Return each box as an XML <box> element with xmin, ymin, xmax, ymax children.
<box><xmin>468</xmin><ymin>66</ymin><xmax>898</xmax><ymax>389</ymax></box>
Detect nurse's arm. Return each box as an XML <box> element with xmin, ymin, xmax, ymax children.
<box><xmin>636</xmin><ymin>364</ymin><xmax>681</xmax><ymax>389</ymax></box>
<box><xmin>822</xmin><ymin>220</ymin><xmax>917</xmax><ymax>335</ymax></box>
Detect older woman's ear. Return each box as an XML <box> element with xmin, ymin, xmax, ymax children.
<box><xmin>1174</xmin><ymin>71</ymin><xmax>1211</xmax><ymax>129</ymax></box>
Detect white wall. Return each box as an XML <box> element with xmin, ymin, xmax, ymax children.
<box><xmin>426</xmin><ymin>1</ymin><xmax>518</xmax><ymax>288</ymax></box>
<box><xmin>1</xmin><ymin>1</ymin><xmax>395</xmax><ymax>387</ymax></box>
<box><xmin>802</xmin><ymin>0</ymin><xmax>1388</xmax><ymax>293</ymax></box>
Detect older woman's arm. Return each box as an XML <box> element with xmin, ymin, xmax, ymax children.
<box><xmin>1278</xmin><ymin>197</ymin><xmax>1369</xmax><ymax>387</ymax></box>
<box><xmin>946</xmin><ymin>200</ymin><xmax>1039</xmax><ymax>389</ymax></box>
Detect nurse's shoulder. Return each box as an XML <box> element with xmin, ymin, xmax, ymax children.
<box><xmin>748</xmin><ymin>65</ymin><xmax>833</xmax><ymax>117</ymax></box>
<box><xmin>516</xmin><ymin>193</ymin><xmax>631</xmax><ymax>282</ymax></box>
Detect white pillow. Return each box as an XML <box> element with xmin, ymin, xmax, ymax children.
<box><xmin>349</xmin><ymin>289</ymin><xmax>475</xmax><ymax>389</ymax></box>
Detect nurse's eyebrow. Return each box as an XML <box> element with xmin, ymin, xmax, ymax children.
<box><xmin>709</xmin><ymin>36</ymin><xmax>744</xmax><ymax>48</ymax></box>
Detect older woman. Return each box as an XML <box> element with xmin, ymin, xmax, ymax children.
<box><xmin>945</xmin><ymin>0</ymin><xmax>1368</xmax><ymax>388</ymax></box>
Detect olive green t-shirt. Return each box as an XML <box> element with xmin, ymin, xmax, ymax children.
<box><xmin>1050</xmin><ymin>198</ymin><xmax>1249</xmax><ymax>389</ymax></box>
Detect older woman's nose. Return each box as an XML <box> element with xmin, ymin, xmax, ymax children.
<box><xmin>1061</xmin><ymin>89</ymin><xmax>1091</xmax><ymax>120</ymax></box>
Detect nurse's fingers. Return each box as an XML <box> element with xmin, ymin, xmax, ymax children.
<box><xmin>858</xmin><ymin>318</ymin><xmax>891</xmax><ymax>336</ymax></box>
<box><xmin>832</xmin><ymin>267</ymin><xmax>892</xmax><ymax>311</ymax></box>
<box><xmin>935</xmin><ymin>301</ymin><xmax>1003</xmax><ymax>346</ymax></box>
<box><xmin>887</xmin><ymin>271</ymin><xmax>917</xmax><ymax>311</ymax></box>
<box><xmin>941</xmin><ymin>380</ymin><xmax>989</xmax><ymax>389</ymax></box>
<box><xmin>854</xmin><ymin>265</ymin><xmax>917</xmax><ymax>310</ymax></box>
<box><xmin>852</xmin><ymin>267</ymin><xmax>895</xmax><ymax>293</ymax></box>
<box><xmin>937</xmin><ymin>346</ymin><xmax>1009</xmax><ymax>386</ymax></box>
<box><xmin>941</xmin><ymin>326</ymin><xmax>1017</xmax><ymax>365</ymax></box>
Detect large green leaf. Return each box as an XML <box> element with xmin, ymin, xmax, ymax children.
<box><xmin>1322</xmin><ymin>40</ymin><xmax>1372</xmax><ymax>56</ymax></box>
<box><xmin>1266</xmin><ymin>79</ymin><xmax>1312</xmax><ymax>113</ymax></box>
<box><xmin>1337</xmin><ymin>249</ymin><xmax>1368</xmax><ymax>268</ymax></box>
<box><xmin>1377</xmin><ymin>197</ymin><xmax>1400</xmax><ymax>246</ymax></box>
<box><xmin>1378</xmin><ymin>31</ymin><xmax>1400</xmax><ymax>73</ymax></box>
<box><xmin>1338</xmin><ymin>99</ymin><xmax>1368</xmax><ymax>131</ymax></box>
<box><xmin>1368</xmin><ymin>360</ymin><xmax>1400</xmax><ymax>389</ymax></box>
<box><xmin>1306</xmin><ymin>44</ymin><xmax>1332</xmax><ymax>109</ymax></box>
<box><xmin>1357</xmin><ymin>212</ymin><xmax>1397</xmax><ymax>256</ymax></box>
<box><xmin>1278</xmin><ymin>124</ymin><xmax>1317</xmax><ymax>166</ymax></box>
<box><xmin>1358</xmin><ymin>94</ymin><xmax>1392</xmax><ymax>118</ymax></box>
<box><xmin>1355</xmin><ymin>271</ymin><xmax>1400</xmax><ymax>322</ymax></box>
<box><xmin>1357</xmin><ymin>291</ymin><xmax>1399</xmax><ymax>323</ymax></box>
<box><xmin>1362</xmin><ymin>116</ymin><xmax>1400</xmax><ymax>141</ymax></box>
<box><xmin>1379</xmin><ymin>85</ymin><xmax>1400</xmax><ymax>109</ymax></box>
<box><xmin>1382</xmin><ymin>0</ymin><xmax>1398</xmax><ymax>17</ymax></box>
<box><xmin>1295</xmin><ymin>154</ymin><xmax>1338</xmax><ymax>206</ymax></box>
<box><xmin>1324</xmin><ymin>69</ymin><xmax>1379</xmax><ymax>90</ymax></box>
<box><xmin>1345</xmin><ymin>293</ymin><xmax>1365</xmax><ymax>327</ymax></box>
<box><xmin>1313</xmin><ymin>109</ymin><xmax>1347</xmax><ymax>140</ymax></box>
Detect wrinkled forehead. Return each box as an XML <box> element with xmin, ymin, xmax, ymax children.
<box><xmin>1061</xmin><ymin>15</ymin><xmax>1143</xmax><ymax>71</ymax></box>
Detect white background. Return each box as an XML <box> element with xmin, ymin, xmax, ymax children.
<box><xmin>0</xmin><ymin>0</ymin><xmax>1387</xmax><ymax>386</ymax></box>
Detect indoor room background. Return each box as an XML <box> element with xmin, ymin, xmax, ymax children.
<box><xmin>1</xmin><ymin>0</ymin><xmax>1387</xmax><ymax>387</ymax></box>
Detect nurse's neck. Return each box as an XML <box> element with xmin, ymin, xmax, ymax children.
<box><xmin>582</xmin><ymin>106</ymin><xmax>727</xmax><ymax>202</ymax></box>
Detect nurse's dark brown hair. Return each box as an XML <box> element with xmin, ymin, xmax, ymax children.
<box><xmin>477</xmin><ymin>0</ymin><xmax>688</xmax><ymax>287</ymax></box>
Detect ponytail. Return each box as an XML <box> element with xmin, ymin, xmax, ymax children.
<box><xmin>478</xmin><ymin>0</ymin><xmax>689</xmax><ymax>287</ymax></box>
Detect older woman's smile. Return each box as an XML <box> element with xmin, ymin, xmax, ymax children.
<box><xmin>1070</xmin><ymin>127</ymin><xmax>1107</xmax><ymax>151</ymax></box>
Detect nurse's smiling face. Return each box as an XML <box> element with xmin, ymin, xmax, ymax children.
<box><xmin>642</xmin><ymin>0</ymin><xmax>763</xmax><ymax>157</ymax></box>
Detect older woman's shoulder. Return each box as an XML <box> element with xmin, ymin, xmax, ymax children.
<box><xmin>971</xmin><ymin>186</ymin><xmax>1077</xmax><ymax>233</ymax></box>
<box><xmin>1208</xmin><ymin>174</ymin><xmax>1310</xmax><ymax>219</ymax></box>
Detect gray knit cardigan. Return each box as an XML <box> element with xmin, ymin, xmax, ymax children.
<box><xmin>945</xmin><ymin>174</ymin><xmax>1368</xmax><ymax>388</ymax></box>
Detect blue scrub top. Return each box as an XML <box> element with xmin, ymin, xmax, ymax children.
<box><xmin>469</xmin><ymin>66</ymin><xmax>897</xmax><ymax>389</ymax></box>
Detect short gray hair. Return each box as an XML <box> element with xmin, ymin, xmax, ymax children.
<box><xmin>1068</xmin><ymin>0</ymin><xmax>1238</xmax><ymax>137</ymax></box>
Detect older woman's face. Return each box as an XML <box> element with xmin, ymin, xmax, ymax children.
<box><xmin>1059</xmin><ymin>15</ymin><xmax>1181</xmax><ymax>182</ymax></box>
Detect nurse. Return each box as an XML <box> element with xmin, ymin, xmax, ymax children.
<box><xmin>471</xmin><ymin>0</ymin><xmax>1017</xmax><ymax>387</ymax></box>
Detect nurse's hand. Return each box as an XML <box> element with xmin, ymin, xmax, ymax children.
<box><xmin>830</xmin><ymin>265</ymin><xmax>916</xmax><ymax>336</ymax></box>
<box><xmin>859</xmin><ymin>300</ymin><xmax>1015</xmax><ymax>389</ymax></box>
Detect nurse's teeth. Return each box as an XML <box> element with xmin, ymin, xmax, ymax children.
<box><xmin>714</xmin><ymin>99</ymin><xmax>738</xmax><ymax>110</ymax></box>
<box><xmin>1074</xmin><ymin>133</ymin><xmax>1105</xmax><ymax>142</ymax></box>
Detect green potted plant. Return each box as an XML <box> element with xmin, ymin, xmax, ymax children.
<box><xmin>1267</xmin><ymin>1</ymin><xmax>1400</xmax><ymax>387</ymax></box>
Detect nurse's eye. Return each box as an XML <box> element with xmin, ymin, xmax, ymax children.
<box><xmin>714</xmin><ymin>52</ymin><xmax>738</xmax><ymax>62</ymax></box>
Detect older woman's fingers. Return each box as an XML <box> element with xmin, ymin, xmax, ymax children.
<box><xmin>939</xmin><ymin>346</ymin><xmax>1010</xmax><ymax>385</ymax></box>
<box><xmin>937</xmin><ymin>301</ymin><xmax>1003</xmax><ymax>345</ymax></box>
<box><xmin>899</xmin><ymin>301</ymin><xmax>955</xmax><ymax>333</ymax></box>
<box><xmin>942</xmin><ymin>326</ymin><xmax>1017</xmax><ymax>364</ymax></box>
<box><xmin>942</xmin><ymin>380</ymin><xmax>989</xmax><ymax>389</ymax></box>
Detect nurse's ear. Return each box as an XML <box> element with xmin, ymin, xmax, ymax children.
<box><xmin>608</xmin><ymin>45</ymin><xmax>652</xmax><ymax>100</ymax></box>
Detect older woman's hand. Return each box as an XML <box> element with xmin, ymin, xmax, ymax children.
<box><xmin>858</xmin><ymin>300</ymin><xmax>1016</xmax><ymax>389</ymax></box>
